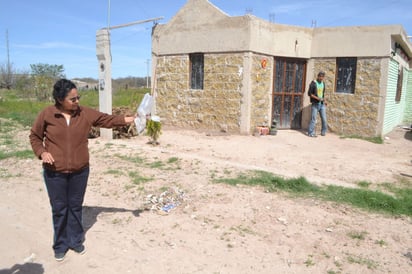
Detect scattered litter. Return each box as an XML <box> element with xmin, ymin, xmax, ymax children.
<box><xmin>143</xmin><ymin>187</ymin><xmax>186</xmax><ymax>214</ymax></box>
<box><xmin>23</xmin><ymin>253</ymin><xmax>36</xmax><ymax>263</ymax></box>
<box><xmin>134</xmin><ymin>93</ymin><xmax>154</xmax><ymax>135</ymax></box>
<box><xmin>161</xmin><ymin>203</ymin><xmax>177</xmax><ymax>212</ymax></box>
<box><xmin>277</xmin><ymin>217</ymin><xmax>288</xmax><ymax>225</ymax></box>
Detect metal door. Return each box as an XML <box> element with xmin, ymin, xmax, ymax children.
<box><xmin>272</xmin><ymin>58</ymin><xmax>306</xmax><ymax>129</ymax></box>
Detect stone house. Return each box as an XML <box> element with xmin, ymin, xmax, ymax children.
<box><xmin>151</xmin><ymin>0</ymin><xmax>412</xmax><ymax>137</ymax></box>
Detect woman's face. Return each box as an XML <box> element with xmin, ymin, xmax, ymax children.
<box><xmin>60</xmin><ymin>88</ymin><xmax>80</xmax><ymax>112</ymax></box>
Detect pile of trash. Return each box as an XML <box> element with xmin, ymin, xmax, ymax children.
<box><xmin>143</xmin><ymin>187</ymin><xmax>186</xmax><ymax>214</ymax></box>
<box><xmin>134</xmin><ymin>93</ymin><xmax>155</xmax><ymax>135</ymax></box>
<box><xmin>88</xmin><ymin>92</ymin><xmax>158</xmax><ymax>139</ymax></box>
<box><xmin>88</xmin><ymin>106</ymin><xmax>137</xmax><ymax>139</ymax></box>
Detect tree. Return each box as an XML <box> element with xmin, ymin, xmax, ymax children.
<box><xmin>30</xmin><ymin>63</ymin><xmax>65</xmax><ymax>100</ymax></box>
<box><xmin>0</xmin><ymin>30</ymin><xmax>14</xmax><ymax>89</ymax></box>
<box><xmin>0</xmin><ymin>62</ymin><xmax>15</xmax><ymax>89</ymax></box>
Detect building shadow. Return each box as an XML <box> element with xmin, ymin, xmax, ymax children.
<box><xmin>83</xmin><ymin>206</ymin><xmax>144</xmax><ymax>233</ymax></box>
<box><xmin>0</xmin><ymin>263</ymin><xmax>44</xmax><ymax>274</ymax></box>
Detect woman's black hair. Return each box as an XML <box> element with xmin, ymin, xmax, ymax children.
<box><xmin>53</xmin><ymin>79</ymin><xmax>77</xmax><ymax>106</ymax></box>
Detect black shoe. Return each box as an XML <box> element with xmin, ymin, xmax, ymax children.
<box><xmin>308</xmin><ymin>133</ymin><xmax>317</xmax><ymax>137</ymax></box>
<box><xmin>55</xmin><ymin>252</ymin><xmax>66</xmax><ymax>261</ymax></box>
<box><xmin>73</xmin><ymin>245</ymin><xmax>86</xmax><ymax>255</ymax></box>
<box><xmin>321</xmin><ymin>133</ymin><xmax>326</xmax><ymax>136</ymax></box>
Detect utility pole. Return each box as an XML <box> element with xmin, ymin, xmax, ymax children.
<box><xmin>3</xmin><ymin>29</ymin><xmax>12</xmax><ymax>89</ymax></box>
<box><xmin>311</xmin><ymin>20</ymin><xmax>317</xmax><ymax>28</ymax></box>
<box><xmin>269</xmin><ymin>13</ymin><xmax>275</xmax><ymax>23</ymax></box>
<box><xmin>96</xmin><ymin>16</ymin><xmax>163</xmax><ymax>139</ymax></box>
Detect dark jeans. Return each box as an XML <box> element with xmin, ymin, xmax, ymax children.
<box><xmin>43</xmin><ymin>167</ymin><xmax>89</xmax><ymax>254</ymax></box>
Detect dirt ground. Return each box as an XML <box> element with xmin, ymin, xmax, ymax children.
<box><xmin>0</xmin><ymin>126</ymin><xmax>411</xmax><ymax>274</ymax></box>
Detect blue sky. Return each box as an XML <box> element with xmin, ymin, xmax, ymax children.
<box><xmin>0</xmin><ymin>0</ymin><xmax>411</xmax><ymax>79</ymax></box>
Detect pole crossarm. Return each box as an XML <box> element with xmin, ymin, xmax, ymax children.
<box><xmin>103</xmin><ymin>17</ymin><xmax>164</xmax><ymax>30</ymax></box>
<box><xmin>95</xmin><ymin>16</ymin><xmax>163</xmax><ymax>139</ymax></box>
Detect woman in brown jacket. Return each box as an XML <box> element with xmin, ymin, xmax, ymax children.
<box><xmin>29</xmin><ymin>79</ymin><xmax>135</xmax><ymax>261</ymax></box>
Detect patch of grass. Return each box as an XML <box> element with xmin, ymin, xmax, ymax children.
<box><xmin>322</xmin><ymin>252</ymin><xmax>331</xmax><ymax>259</ymax></box>
<box><xmin>113</xmin><ymin>88</ymin><xmax>148</xmax><ymax>110</ymax></box>
<box><xmin>128</xmin><ymin>171</ymin><xmax>152</xmax><ymax>185</ymax></box>
<box><xmin>0</xmin><ymin>167</ymin><xmax>12</xmax><ymax>178</ymax></box>
<box><xmin>346</xmin><ymin>254</ymin><xmax>378</xmax><ymax>269</ymax></box>
<box><xmin>0</xmin><ymin>120</ymin><xmax>33</xmax><ymax>160</ymax></box>
<box><xmin>147</xmin><ymin>157</ymin><xmax>181</xmax><ymax>170</ymax></box>
<box><xmin>167</xmin><ymin>157</ymin><xmax>179</xmax><ymax>164</ymax></box>
<box><xmin>374</xmin><ymin>239</ymin><xmax>387</xmax><ymax>247</ymax></box>
<box><xmin>104</xmin><ymin>169</ymin><xmax>124</xmax><ymax>176</ymax></box>
<box><xmin>0</xmin><ymin>88</ymin><xmax>148</xmax><ymax>127</ymax></box>
<box><xmin>323</xmin><ymin>185</ymin><xmax>411</xmax><ymax>216</ymax></box>
<box><xmin>340</xmin><ymin>135</ymin><xmax>383</xmax><ymax>144</ymax></box>
<box><xmin>217</xmin><ymin>170</ymin><xmax>320</xmax><ymax>195</ymax></box>
<box><xmin>0</xmin><ymin>149</ymin><xmax>34</xmax><ymax>160</ymax></box>
<box><xmin>357</xmin><ymin>181</ymin><xmax>371</xmax><ymax>188</ymax></box>
<box><xmin>149</xmin><ymin>160</ymin><xmax>165</xmax><ymax>169</ymax></box>
<box><xmin>304</xmin><ymin>255</ymin><xmax>315</xmax><ymax>267</ymax></box>
<box><xmin>231</xmin><ymin>225</ymin><xmax>257</xmax><ymax>237</ymax></box>
<box><xmin>215</xmin><ymin>170</ymin><xmax>412</xmax><ymax>217</ymax></box>
<box><xmin>347</xmin><ymin>231</ymin><xmax>367</xmax><ymax>240</ymax></box>
<box><xmin>223</xmin><ymin>169</ymin><xmax>232</xmax><ymax>175</ymax></box>
<box><xmin>0</xmin><ymin>99</ymin><xmax>49</xmax><ymax>126</ymax></box>
<box><xmin>115</xmin><ymin>154</ymin><xmax>145</xmax><ymax>164</ymax></box>
<box><xmin>71</xmin><ymin>88</ymin><xmax>148</xmax><ymax>109</ymax></box>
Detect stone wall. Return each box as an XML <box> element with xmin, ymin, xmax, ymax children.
<box><xmin>154</xmin><ymin>53</ymin><xmax>244</xmax><ymax>132</ymax></box>
<box><xmin>313</xmin><ymin>58</ymin><xmax>382</xmax><ymax>137</ymax></box>
<box><xmin>155</xmin><ymin>54</ymin><xmax>384</xmax><ymax>137</ymax></box>
<box><xmin>250</xmin><ymin>54</ymin><xmax>273</xmax><ymax>131</ymax></box>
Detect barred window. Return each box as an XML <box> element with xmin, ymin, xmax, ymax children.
<box><xmin>336</xmin><ymin>57</ymin><xmax>357</xmax><ymax>94</ymax></box>
<box><xmin>190</xmin><ymin>53</ymin><xmax>204</xmax><ymax>90</ymax></box>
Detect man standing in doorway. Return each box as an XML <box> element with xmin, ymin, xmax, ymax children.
<box><xmin>308</xmin><ymin>71</ymin><xmax>327</xmax><ymax>137</ymax></box>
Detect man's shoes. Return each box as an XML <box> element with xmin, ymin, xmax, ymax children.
<box><xmin>308</xmin><ymin>133</ymin><xmax>317</xmax><ymax>137</ymax></box>
<box><xmin>321</xmin><ymin>133</ymin><xmax>326</xmax><ymax>136</ymax></box>
<box><xmin>73</xmin><ymin>245</ymin><xmax>86</xmax><ymax>255</ymax></box>
<box><xmin>54</xmin><ymin>252</ymin><xmax>66</xmax><ymax>262</ymax></box>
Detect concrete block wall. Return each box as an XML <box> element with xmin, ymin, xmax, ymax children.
<box><xmin>313</xmin><ymin>58</ymin><xmax>382</xmax><ymax>137</ymax></box>
<box><xmin>250</xmin><ymin>54</ymin><xmax>273</xmax><ymax>131</ymax></box>
<box><xmin>154</xmin><ymin>53</ymin><xmax>244</xmax><ymax>132</ymax></box>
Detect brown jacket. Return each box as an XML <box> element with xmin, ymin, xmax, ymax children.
<box><xmin>29</xmin><ymin>105</ymin><xmax>126</xmax><ymax>172</ymax></box>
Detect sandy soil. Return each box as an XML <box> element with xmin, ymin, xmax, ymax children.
<box><xmin>0</xmin><ymin>126</ymin><xmax>411</xmax><ymax>274</ymax></box>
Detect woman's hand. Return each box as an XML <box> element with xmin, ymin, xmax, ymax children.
<box><xmin>124</xmin><ymin>114</ymin><xmax>137</xmax><ymax>124</ymax></box>
<box><xmin>41</xmin><ymin>152</ymin><xmax>55</xmax><ymax>165</ymax></box>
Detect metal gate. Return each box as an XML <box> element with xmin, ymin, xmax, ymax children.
<box><xmin>272</xmin><ymin>58</ymin><xmax>307</xmax><ymax>129</ymax></box>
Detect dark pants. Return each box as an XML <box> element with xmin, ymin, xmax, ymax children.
<box><xmin>43</xmin><ymin>167</ymin><xmax>89</xmax><ymax>254</ymax></box>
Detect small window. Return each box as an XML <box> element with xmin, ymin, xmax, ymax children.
<box><xmin>395</xmin><ymin>68</ymin><xmax>403</xmax><ymax>102</ymax></box>
<box><xmin>190</xmin><ymin>53</ymin><xmax>204</xmax><ymax>90</ymax></box>
<box><xmin>336</xmin><ymin>57</ymin><xmax>357</xmax><ymax>94</ymax></box>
